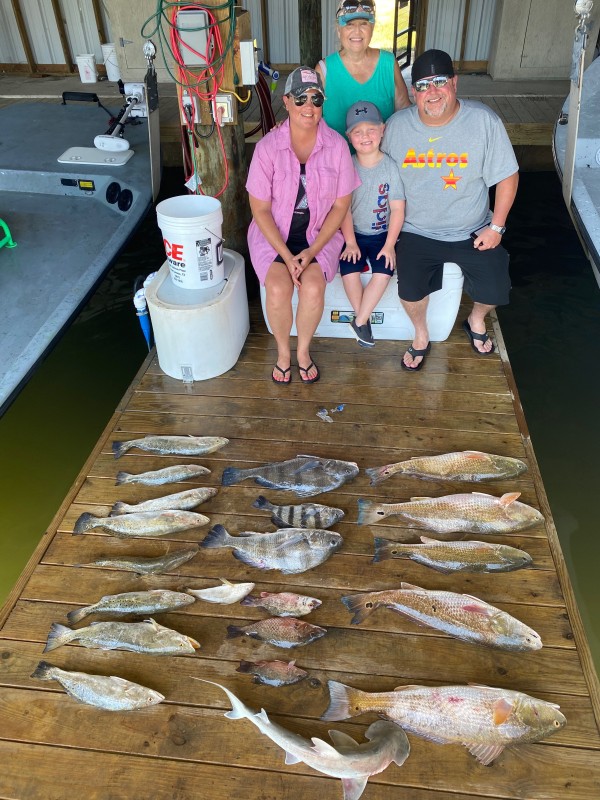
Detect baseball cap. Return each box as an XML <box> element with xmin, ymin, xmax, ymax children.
<box><xmin>345</xmin><ymin>101</ymin><xmax>383</xmax><ymax>133</ymax></box>
<box><xmin>411</xmin><ymin>49</ymin><xmax>455</xmax><ymax>84</ymax></box>
<box><xmin>284</xmin><ymin>66</ymin><xmax>324</xmax><ymax>97</ymax></box>
<box><xmin>336</xmin><ymin>1</ymin><xmax>376</xmax><ymax>26</ymax></box>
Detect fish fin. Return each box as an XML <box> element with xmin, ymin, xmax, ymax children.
<box><xmin>255</xmin><ymin>709</ymin><xmax>270</xmax><ymax>724</ymax></box>
<box><xmin>235</xmin><ymin>531</ymin><xmax>256</xmax><ymax>537</ymax></box>
<box><xmin>462</xmin><ymin>601</ymin><xmax>493</xmax><ymax>617</ymax></box>
<box><xmin>284</xmin><ymin>752</ymin><xmax>302</xmax><ymax>765</ymax></box>
<box><xmin>221</xmin><ymin>466</ymin><xmax>248</xmax><ymax>486</ymax></box>
<box><xmin>356</xmin><ymin>498</ymin><xmax>386</xmax><ymax>526</ymax></box>
<box><xmin>419</xmin><ymin>536</ymin><xmax>438</xmax><ymax>543</ymax></box>
<box><xmin>111</xmin><ymin>440</ymin><xmax>130</xmax><ymax>459</ymax></box>
<box><xmin>143</xmin><ymin>618</ymin><xmax>161</xmax><ymax>630</ymax></box>
<box><xmin>200</xmin><ymin>524</ymin><xmax>230</xmax><ymax>549</ymax></box>
<box><xmin>365</xmin><ymin>465</ymin><xmax>395</xmax><ymax>486</ymax></box>
<box><xmin>43</xmin><ymin>622</ymin><xmax>74</xmax><ymax>653</ymax></box>
<box><xmin>409</xmin><ymin>496</ymin><xmax>430</xmax><ymax>501</ymax></box>
<box><xmin>232</xmin><ymin>550</ymin><xmax>267</xmax><ymax>570</ymax></box>
<box><xmin>219</xmin><ymin>578</ymin><xmax>233</xmax><ymax>586</ymax></box>
<box><xmin>373</xmin><ymin>537</ymin><xmax>405</xmax><ymax>563</ymax></box>
<box><xmin>73</xmin><ymin>512</ymin><xmax>98</xmax><ymax>535</ymax></box>
<box><xmin>236</xmin><ymin>660</ymin><xmax>254</xmax><ymax>674</ymax></box>
<box><xmin>393</xmin><ymin>683</ymin><xmax>423</xmax><ymax>691</ymax></box>
<box><xmin>341</xmin><ymin>778</ymin><xmax>369</xmax><ymax>800</ymax></box>
<box><xmin>327</xmin><ymin>730</ymin><xmax>359</xmax><ymax>749</ymax></box>
<box><xmin>66</xmin><ymin>606</ymin><xmax>90</xmax><ymax>624</ymax></box>
<box><xmin>310</xmin><ymin>737</ymin><xmax>340</xmax><ymax>757</ymax></box>
<box><xmin>341</xmin><ymin>594</ymin><xmax>379</xmax><ymax>625</ymax></box>
<box><xmin>500</xmin><ymin>492</ymin><xmax>521</xmax><ymax>506</ymax></box>
<box><xmin>464</xmin><ymin>742</ymin><xmax>505</xmax><ymax>766</ymax></box>
<box><xmin>30</xmin><ymin>661</ymin><xmax>56</xmax><ymax>680</ymax></box>
<box><xmin>492</xmin><ymin>698</ymin><xmax>514</xmax><ymax>725</ymax></box>
<box><xmin>239</xmin><ymin>594</ymin><xmax>258</xmax><ymax>607</ymax></box>
<box><xmin>472</xmin><ymin>491</ymin><xmax>493</xmax><ymax>497</ymax></box>
<box><xmin>400</xmin><ymin>582</ymin><xmax>423</xmax><ymax>591</ymax></box>
<box><xmin>321</xmin><ymin>680</ymin><xmax>356</xmax><ymax>721</ymax></box>
<box><xmin>115</xmin><ymin>471</ymin><xmax>131</xmax><ymax>485</ymax></box>
<box><xmin>464</xmin><ymin>450</ymin><xmax>486</xmax><ymax>457</ymax></box>
<box><xmin>252</xmin><ymin>495</ymin><xmax>271</xmax><ymax>510</ymax></box>
<box><xmin>109</xmin><ymin>502</ymin><xmax>128</xmax><ymax>516</ymax></box>
<box><xmin>224</xmin><ymin>709</ymin><xmax>245</xmax><ymax>720</ymax></box>
<box><xmin>274</xmin><ymin>532</ymin><xmax>306</xmax><ymax>550</ymax></box>
<box><xmin>226</xmin><ymin>625</ymin><xmax>244</xmax><ymax>639</ymax></box>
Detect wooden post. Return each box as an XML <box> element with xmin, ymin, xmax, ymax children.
<box><xmin>11</xmin><ymin>0</ymin><xmax>37</xmax><ymax>75</ymax></box>
<box><xmin>299</xmin><ymin>0</ymin><xmax>322</xmax><ymax>67</ymax></box>
<box><xmin>50</xmin><ymin>0</ymin><xmax>74</xmax><ymax>72</ymax></box>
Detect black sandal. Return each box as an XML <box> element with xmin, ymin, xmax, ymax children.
<box><xmin>462</xmin><ymin>319</ymin><xmax>495</xmax><ymax>355</ymax></box>
<box><xmin>298</xmin><ymin>361</ymin><xmax>320</xmax><ymax>384</ymax></box>
<box><xmin>272</xmin><ymin>364</ymin><xmax>291</xmax><ymax>384</ymax></box>
<box><xmin>400</xmin><ymin>342</ymin><xmax>431</xmax><ymax>371</ymax></box>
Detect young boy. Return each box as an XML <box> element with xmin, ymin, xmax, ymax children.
<box><xmin>340</xmin><ymin>101</ymin><xmax>405</xmax><ymax>347</ymax></box>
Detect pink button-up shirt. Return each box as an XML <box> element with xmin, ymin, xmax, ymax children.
<box><xmin>246</xmin><ymin>118</ymin><xmax>360</xmax><ymax>284</ymax></box>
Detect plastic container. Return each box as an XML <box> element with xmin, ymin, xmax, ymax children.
<box><xmin>155</xmin><ymin>195</ymin><xmax>224</xmax><ymax>289</ymax></box>
<box><xmin>260</xmin><ymin>263</ymin><xmax>464</xmax><ymax>342</ymax></box>
<box><xmin>76</xmin><ymin>54</ymin><xmax>97</xmax><ymax>84</ymax></box>
<box><xmin>101</xmin><ymin>43</ymin><xmax>121</xmax><ymax>82</ymax></box>
<box><xmin>146</xmin><ymin>249</ymin><xmax>249</xmax><ymax>381</ymax></box>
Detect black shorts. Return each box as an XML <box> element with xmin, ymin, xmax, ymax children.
<box><xmin>395</xmin><ymin>231</ymin><xmax>511</xmax><ymax>305</ymax></box>
<box><xmin>274</xmin><ymin>233</ymin><xmax>320</xmax><ymax>265</ymax></box>
<box><xmin>339</xmin><ymin>231</ymin><xmax>395</xmax><ymax>276</ymax></box>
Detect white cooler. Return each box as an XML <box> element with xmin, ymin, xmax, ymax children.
<box><xmin>260</xmin><ymin>262</ymin><xmax>464</xmax><ymax>342</ymax></box>
<box><xmin>146</xmin><ymin>248</ymin><xmax>249</xmax><ymax>381</ymax></box>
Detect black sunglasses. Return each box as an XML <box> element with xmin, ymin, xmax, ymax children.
<box><xmin>413</xmin><ymin>75</ymin><xmax>452</xmax><ymax>93</ymax></box>
<box><xmin>337</xmin><ymin>2</ymin><xmax>375</xmax><ymax>15</ymax></box>
<box><xmin>292</xmin><ymin>93</ymin><xmax>325</xmax><ymax>107</ymax></box>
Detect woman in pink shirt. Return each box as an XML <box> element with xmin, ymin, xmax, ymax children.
<box><xmin>246</xmin><ymin>66</ymin><xmax>360</xmax><ymax>384</ymax></box>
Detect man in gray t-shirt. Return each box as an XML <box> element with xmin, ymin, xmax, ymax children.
<box><xmin>382</xmin><ymin>49</ymin><xmax>519</xmax><ymax>370</ymax></box>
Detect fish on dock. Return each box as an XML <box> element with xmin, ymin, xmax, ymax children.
<box><xmin>241</xmin><ymin>591</ymin><xmax>322</xmax><ymax>617</ymax></box>
<box><xmin>110</xmin><ymin>487</ymin><xmax>217</xmax><ymax>516</ymax></box>
<box><xmin>357</xmin><ymin>491</ymin><xmax>544</xmax><ymax>533</ymax></box>
<box><xmin>200</xmin><ymin>524</ymin><xmax>342</xmax><ymax>574</ymax></box>
<box><xmin>31</xmin><ymin>661</ymin><xmax>165</xmax><ymax>710</ymax></box>
<box><xmin>66</xmin><ymin>589</ymin><xmax>195</xmax><ymax>624</ymax></box>
<box><xmin>373</xmin><ymin>536</ymin><xmax>533</xmax><ymax>573</ymax></box>
<box><xmin>116</xmin><ymin>464</ymin><xmax>211</xmax><ymax>486</ymax></box>
<box><xmin>186</xmin><ymin>578</ymin><xmax>255</xmax><ymax>604</ymax></box>
<box><xmin>112</xmin><ymin>435</ymin><xmax>228</xmax><ymax>459</ymax></box>
<box><xmin>321</xmin><ymin>680</ymin><xmax>565</xmax><ymax>765</ymax></box>
<box><xmin>75</xmin><ymin>546</ymin><xmax>200</xmax><ymax>575</ymax></box>
<box><xmin>73</xmin><ymin>509</ymin><xmax>209</xmax><ymax>538</ymax></box>
<box><xmin>236</xmin><ymin>659</ymin><xmax>308</xmax><ymax>687</ymax></box>
<box><xmin>252</xmin><ymin>495</ymin><xmax>345</xmax><ymax>529</ymax></box>
<box><xmin>227</xmin><ymin>617</ymin><xmax>327</xmax><ymax>648</ymax></box>
<box><xmin>222</xmin><ymin>455</ymin><xmax>359</xmax><ymax>497</ymax></box>
<box><xmin>195</xmin><ymin>678</ymin><xmax>410</xmax><ymax>799</ymax></box>
<box><xmin>366</xmin><ymin>451</ymin><xmax>528</xmax><ymax>485</ymax></box>
<box><xmin>43</xmin><ymin>618</ymin><xmax>200</xmax><ymax>655</ymax></box>
<box><xmin>341</xmin><ymin>583</ymin><xmax>542</xmax><ymax>651</ymax></box>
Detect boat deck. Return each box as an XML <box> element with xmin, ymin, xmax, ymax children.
<box><xmin>0</xmin><ymin>301</ymin><xmax>599</xmax><ymax>799</ymax></box>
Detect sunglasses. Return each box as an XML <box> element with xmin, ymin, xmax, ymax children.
<box><xmin>337</xmin><ymin>2</ymin><xmax>375</xmax><ymax>17</ymax></box>
<box><xmin>413</xmin><ymin>75</ymin><xmax>452</xmax><ymax>93</ymax></box>
<box><xmin>292</xmin><ymin>93</ymin><xmax>325</xmax><ymax>107</ymax></box>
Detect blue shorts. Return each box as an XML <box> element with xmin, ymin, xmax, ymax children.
<box><xmin>339</xmin><ymin>230</ymin><xmax>395</xmax><ymax>276</ymax></box>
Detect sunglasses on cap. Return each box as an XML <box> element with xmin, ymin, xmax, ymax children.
<box><xmin>292</xmin><ymin>93</ymin><xmax>325</xmax><ymax>107</ymax></box>
<box><xmin>336</xmin><ymin>2</ymin><xmax>375</xmax><ymax>17</ymax></box>
<box><xmin>413</xmin><ymin>75</ymin><xmax>452</xmax><ymax>92</ymax></box>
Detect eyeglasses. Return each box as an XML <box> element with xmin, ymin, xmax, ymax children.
<box><xmin>292</xmin><ymin>93</ymin><xmax>325</xmax><ymax>107</ymax></box>
<box><xmin>336</xmin><ymin>2</ymin><xmax>375</xmax><ymax>17</ymax></box>
<box><xmin>413</xmin><ymin>75</ymin><xmax>452</xmax><ymax>93</ymax></box>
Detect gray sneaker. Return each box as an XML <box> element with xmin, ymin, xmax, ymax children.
<box><xmin>350</xmin><ymin>318</ymin><xmax>374</xmax><ymax>347</ymax></box>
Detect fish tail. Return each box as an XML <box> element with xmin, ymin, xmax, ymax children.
<box><xmin>252</xmin><ymin>495</ymin><xmax>271</xmax><ymax>510</ymax></box>
<box><xmin>73</xmin><ymin>512</ymin><xmax>97</xmax><ymax>535</ymax></box>
<box><xmin>66</xmin><ymin>606</ymin><xmax>90</xmax><ymax>625</ymax></box>
<box><xmin>357</xmin><ymin>499</ymin><xmax>385</xmax><ymax>525</ymax></box>
<box><xmin>373</xmin><ymin>537</ymin><xmax>406</xmax><ymax>563</ymax></box>
<box><xmin>365</xmin><ymin>465</ymin><xmax>397</xmax><ymax>486</ymax></box>
<box><xmin>30</xmin><ymin>660</ymin><xmax>56</xmax><ymax>681</ymax></box>
<box><xmin>115</xmin><ymin>471</ymin><xmax>131</xmax><ymax>485</ymax></box>
<box><xmin>321</xmin><ymin>680</ymin><xmax>366</xmax><ymax>721</ymax></box>
<box><xmin>43</xmin><ymin>622</ymin><xmax>75</xmax><ymax>653</ymax></box>
<box><xmin>239</xmin><ymin>594</ymin><xmax>259</xmax><ymax>607</ymax></box>
<box><xmin>200</xmin><ymin>524</ymin><xmax>231</xmax><ymax>549</ymax></box>
<box><xmin>226</xmin><ymin>625</ymin><xmax>245</xmax><ymax>639</ymax></box>
<box><xmin>109</xmin><ymin>502</ymin><xmax>128</xmax><ymax>516</ymax></box>
<box><xmin>221</xmin><ymin>466</ymin><xmax>250</xmax><ymax>487</ymax></box>
<box><xmin>111</xmin><ymin>440</ymin><xmax>131</xmax><ymax>459</ymax></box>
<box><xmin>341</xmin><ymin>593</ymin><xmax>380</xmax><ymax>624</ymax></box>
<box><xmin>236</xmin><ymin>660</ymin><xmax>254</xmax><ymax>673</ymax></box>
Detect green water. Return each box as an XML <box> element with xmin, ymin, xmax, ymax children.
<box><xmin>0</xmin><ymin>171</ymin><xmax>598</xmax><ymax>677</ymax></box>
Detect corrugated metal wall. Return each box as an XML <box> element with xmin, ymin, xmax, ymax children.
<box><xmin>425</xmin><ymin>0</ymin><xmax>495</xmax><ymax>61</ymax></box>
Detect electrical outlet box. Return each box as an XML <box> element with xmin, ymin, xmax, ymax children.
<box><xmin>123</xmin><ymin>82</ymin><xmax>147</xmax><ymax>117</ymax></box>
<box><xmin>215</xmin><ymin>93</ymin><xmax>234</xmax><ymax>124</ymax></box>
<box><xmin>176</xmin><ymin>9</ymin><xmax>210</xmax><ymax>66</ymax></box>
<box><xmin>181</xmin><ymin>90</ymin><xmax>199</xmax><ymax>124</ymax></box>
<box><xmin>240</xmin><ymin>39</ymin><xmax>258</xmax><ymax>85</ymax></box>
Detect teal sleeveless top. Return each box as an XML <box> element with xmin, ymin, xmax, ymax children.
<box><xmin>322</xmin><ymin>49</ymin><xmax>396</xmax><ymax>137</ymax></box>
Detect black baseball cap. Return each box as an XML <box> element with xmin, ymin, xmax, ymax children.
<box><xmin>411</xmin><ymin>49</ymin><xmax>455</xmax><ymax>84</ymax></box>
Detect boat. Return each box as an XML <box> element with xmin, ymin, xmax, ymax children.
<box><xmin>0</xmin><ymin>97</ymin><xmax>155</xmax><ymax>414</ymax></box>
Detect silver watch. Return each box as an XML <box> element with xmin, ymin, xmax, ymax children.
<box><xmin>489</xmin><ymin>223</ymin><xmax>506</xmax><ymax>234</ymax></box>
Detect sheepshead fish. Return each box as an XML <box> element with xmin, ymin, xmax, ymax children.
<box><xmin>241</xmin><ymin>591</ymin><xmax>322</xmax><ymax>617</ymax></box>
<box><xmin>186</xmin><ymin>578</ymin><xmax>255</xmax><ymax>604</ymax></box>
<box><xmin>43</xmin><ymin>618</ymin><xmax>200</xmax><ymax>655</ymax></box>
<box><xmin>253</xmin><ymin>495</ymin><xmax>345</xmax><ymax>529</ymax></box>
<box><xmin>75</xmin><ymin>546</ymin><xmax>200</xmax><ymax>575</ymax></box>
<box><xmin>31</xmin><ymin>661</ymin><xmax>164</xmax><ymax>710</ymax></box>
<box><xmin>366</xmin><ymin>451</ymin><xmax>528</xmax><ymax>486</ymax></box>
<box><xmin>222</xmin><ymin>455</ymin><xmax>359</xmax><ymax>497</ymax></box>
<box><xmin>227</xmin><ymin>617</ymin><xmax>326</xmax><ymax>648</ymax></box>
<box><xmin>357</xmin><ymin>491</ymin><xmax>544</xmax><ymax>533</ymax></box>
<box><xmin>321</xmin><ymin>680</ymin><xmax>565</xmax><ymax>765</ymax></box>
<box><xmin>201</xmin><ymin>524</ymin><xmax>342</xmax><ymax>574</ymax></box>
<box><xmin>196</xmin><ymin>678</ymin><xmax>410</xmax><ymax>800</ymax></box>
<box><xmin>373</xmin><ymin>536</ymin><xmax>533</xmax><ymax>574</ymax></box>
<box><xmin>236</xmin><ymin>659</ymin><xmax>308</xmax><ymax>687</ymax></box>
<box><xmin>66</xmin><ymin>589</ymin><xmax>195</xmax><ymax>624</ymax></box>
<box><xmin>110</xmin><ymin>487</ymin><xmax>217</xmax><ymax>516</ymax></box>
<box><xmin>341</xmin><ymin>583</ymin><xmax>542</xmax><ymax>651</ymax></box>
<box><xmin>73</xmin><ymin>509</ymin><xmax>209</xmax><ymax>538</ymax></box>
<box><xmin>112</xmin><ymin>435</ymin><xmax>228</xmax><ymax>459</ymax></box>
<box><xmin>116</xmin><ymin>464</ymin><xmax>211</xmax><ymax>486</ymax></box>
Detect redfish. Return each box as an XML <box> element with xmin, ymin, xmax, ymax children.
<box><xmin>366</xmin><ymin>451</ymin><xmax>527</xmax><ymax>485</ymax></box>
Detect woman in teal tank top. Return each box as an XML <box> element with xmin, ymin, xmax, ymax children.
<box><xmin>315</xmin><ymin>1</ymin><xmax>410</xmax><ymax>137</ymax></box>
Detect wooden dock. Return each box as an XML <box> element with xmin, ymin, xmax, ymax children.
<box><xmin>1</xmin><ymin>302</ymin><xmax>599</xmax><ymax>799</ymax></box>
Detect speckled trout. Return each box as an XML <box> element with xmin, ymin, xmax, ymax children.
<box><xmin>321</xmin><ymin>681</ymin><xmax>565</xmax><ymax>765</ymax></box>
<box><xmin>73</xmin><ymin>509</ymin><xmax>209</xmax><ymax>538</ymax></box>
<box><xmin>222</xmin><ymin>455</ymin><xmax>359</xmax><ymax>497</ymax></box>
<box><xmin>341</xmin><ymin>583</ymin><xmax>542</xmax><ymax>651</ymax></box>
<box><xmin>373</xmin><ymin>536</ymin><xmax>533</xmax><ymax>573</ymax></box>
<box><xmin>116</xmin><ymin>463</ymin><xmax>211</xmax><ymax>485</ymax></box>
<box><xmin>112</xmin><ymin>435</ymin><xmax>228</xmax><ymax>459</ymax></box>
<box><xmin>31</xmin><ymin>661</ymin><xmax>164</xmax><ymax>710</ymax></box>
<box><xmin>66</xmin><ymin>589</ymin><xmax>195</xmax><ymax>624</ymax></box>
<box><xmin>75</xmin><ymin>546</ymin><xmax>200</xmax><ymax>575</ymax></box>
<box><xmin>44</xmin><ymin>618</ymin><xmax>200</xmax><ymax>655</ymax></box>
<box><xmin>357</xmin><ymin>491</ymin><xmax>544</xmax><ymax>533</ymax></box>
<box><xmin>366</xmin><ymin>451</ymin><xmax>527</xmax><ymax>486</ymax></box>
<box><xmin>110</xmin><ymin>487</ymin><xmax>217</xmax><ymax>516</ymax></box>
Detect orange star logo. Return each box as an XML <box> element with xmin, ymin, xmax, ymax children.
<box><xmin>442</xmin><ymin>169</ymin><xmax>462</xmax><ymax>190</ymax></box>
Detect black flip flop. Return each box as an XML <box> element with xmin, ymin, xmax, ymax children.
<box><xmin>298</xmin><ymin>361</ymin><xmax>320</xmax><ymax>384</ymax></box>
<box><xmin>400</xmin><ymin>342</ymin><xmax>431</xmax><ymax>371</ymax></box>
<box><xmin>462</xmin><ymin>319</ymin><xmax>495</xmax><ymax>355</ymax></box>
<box><xmin>272</xmin><ymin>364</ymin><xmax>292</xmax><ymax>384</ymax></box>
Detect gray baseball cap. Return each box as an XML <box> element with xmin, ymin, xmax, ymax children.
<box><xmin>345</xmin><ymin>100</ymin><xmax>383</xmax><ymax>133</ymax></box>
<box><xmin>284</xmin><ymin>66</ymin><xmax>324</xmax><ymax>97</ymax></box>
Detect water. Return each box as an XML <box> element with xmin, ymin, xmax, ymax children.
<box><xmin>0</xmin><ymin>170</ymin><xmax>598</xmax><ymax>676</ymax></box>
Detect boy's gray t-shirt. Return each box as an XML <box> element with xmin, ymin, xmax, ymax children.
<box><xmin>381</xmin><ymin>100</ymin><xmax>518</xmax><ymax>241</ymax></box>
<box><xmin>351</xmin><ymin>153</ymin><xmax>405</xmax><ymax>236</ymax></box>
